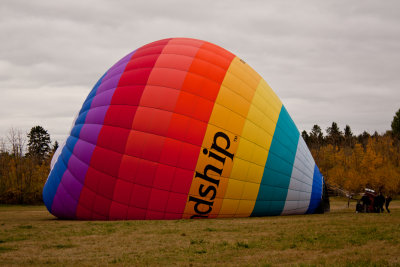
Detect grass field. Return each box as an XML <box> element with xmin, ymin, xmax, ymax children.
<box><xmin>0</xmin><ymin>198</ymin><xmax>399</xmax><ymax>266</ymax></box>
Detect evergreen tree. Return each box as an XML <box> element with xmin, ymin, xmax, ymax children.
<box><xmin>52</xmin><ymin>141</ymin><xmax>59</xmax><ymax>153</ymax></box>
<box><xmin>391</xmin><ymin>108</ymin><xmax>400</xmax><ymax>139</ymax></box>
<box><xmin>309</xmin><ymin>125</ymin><xmax>324</xmax><ymax>154</ymax></box>
<box><xmin>310</xmin><ymin>125</ymin><xmax>323</xmax><ymax>141</ymax></box>
<box><xmin>357</xmin><ymin>131</ymin><xmax>370</xmax><ymax>152</ymax></box>
<box><xmin>301</xmin><ymin>130</ymin><xmax>309</xmax><ymax>146</ymax></box>
<box><xmin>26</xmin><ymin>126</ymin><xmax>51</xmax><ymax>162</ymax></box>
<box><xmin>326</xmin><ymin>122</ymin><xmax>343</xmax><ymax>151</ymax></box>
<box><xmin>344</xmin><ymin>125</ymin><xmax>354</xmax><ymax>148</ymax></box>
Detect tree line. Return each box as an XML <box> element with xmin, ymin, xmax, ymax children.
<box><xmin>302</xmin><ymin>109</ymin><xmax>400</xmax><ymax>195</ymax></box>
<box><xmin>0</xmin><ymin>126</ymin><xmax>57</xmax><ymax>204</ymax></box>
<box><xmin>1</xmin><ymin>109</ymin><xmax>399</xmax><ymax>204</ymax></box>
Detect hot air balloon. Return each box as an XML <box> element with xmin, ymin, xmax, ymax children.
<box><xmin>43</xmin><ymin>38</ymin><xmax>329</xmax><ymax>220</ymax></box>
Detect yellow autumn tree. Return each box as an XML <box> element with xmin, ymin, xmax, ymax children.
<box><xmin>310</xmin><ymin>133</ymin><xmax>400</xmax><ymax>195</ymax></box>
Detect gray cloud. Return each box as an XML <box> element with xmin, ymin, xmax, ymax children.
<box><xmin>0</xmin><ymin>0</ymin><xmax>399</xmax><ymax>145</ymax></box>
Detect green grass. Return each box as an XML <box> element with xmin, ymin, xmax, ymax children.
<box><xmin>0</xmin><ymin>198</ymin><xmax>399</xmax><ymax>266</ymax></box>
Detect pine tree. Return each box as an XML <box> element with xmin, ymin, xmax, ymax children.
<box><xmin>52</xmin><ymin>141</ymin><xmax>59</xmax><ymax>153</ymax></box>
<box><xmin>326</xmin><ymin>122</ymin><xmax>343</xmax><ymax>151</ymax></box>
<box><xmin>391</xmin><ymin>108</ymin><xmax>400</xmax><ymax>139</ymax></box>
<box><xmin>357</xmin><ymin>131</ymin><xmax>370</xmax><ymax>152</ymax></box>
<box><xmin>344</xmin><ymin>125</ymin><xmax>354</xmax><ymax>148</ymax></box>
<box><xmin>310</xmin><ymin>125</ymin><xmax>324</xmax><ymax>144</ymax></box>
<box><xmin>301</xmin><ymin>130</ymin><xmax>309</xmax><ymax>146</ymax></box>
<box><xmin>26</xmin><ymin>126</ymin><xmax>51</xmax><ymax>163</ymax></box>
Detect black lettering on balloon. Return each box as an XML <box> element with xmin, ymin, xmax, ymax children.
<box><xmin>199</xmin><ymin>184</ymin><xmax>217</xmax><ymax>200</ymax></box>
<box><xmin>190</xmin><ymin>131</ymin><xmax>234</xmax><ymax>218</ymax></box>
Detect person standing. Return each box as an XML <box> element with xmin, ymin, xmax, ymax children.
<box><xmin>361</xmin><ymin>193</ymin><xmax>370</xmax><ymax>213</ymax></box>
<box><xmin>347</xmin><ymin>194</ymin><xmax>351</xmax><ymax>208</ymax></box>
<box><xmin>385</xmin><ymin>196</ymin><xmax>392</xmax><ymax>213</ymax></box>
<box><xmin>376</xmin><ymin>193</ymin><xmax>385</xmax><ymax>213</ymax></box>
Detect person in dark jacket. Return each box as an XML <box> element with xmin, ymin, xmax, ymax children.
<box><xmin>361</xmin><ymin>194</ymin><xmax>371</xmax><ymax>213</ymax></box>
<box><xmin>385</xmin><ymin>196</ymin><xmax>392</xmax><ymax>213</ymax></box>
<box><xmin>375</xmin><ymin>193</ymin><xmax>385</xmax><ymax>213</ymax></box>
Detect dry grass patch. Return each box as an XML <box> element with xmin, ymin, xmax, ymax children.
<box><xmin>0</xmin><ymin>199</ymin><xmax>399</xmax><ymax>266</ymax></box>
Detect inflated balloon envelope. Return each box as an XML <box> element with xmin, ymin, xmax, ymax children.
<box><xmin>43</xmin><ymin>38</ymin><xmax>329</xmax><ymax>220</ymax></box>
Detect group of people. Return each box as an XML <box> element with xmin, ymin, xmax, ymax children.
<box><xmin>356</xmin><ymin>192</ymin><xmax>392</xmax><ymax>213</ymax></box>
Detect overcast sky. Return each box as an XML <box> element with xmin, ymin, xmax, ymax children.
<box><xmin>1</xmin><ymin>0</ymin><xmax>399</xmax><ymax>145</ymax></box>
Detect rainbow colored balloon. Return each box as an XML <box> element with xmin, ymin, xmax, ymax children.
<box><xmin>43</xmin><ymin>38</ymin><xmax>328</xmax><ymax>220</ymax></box>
